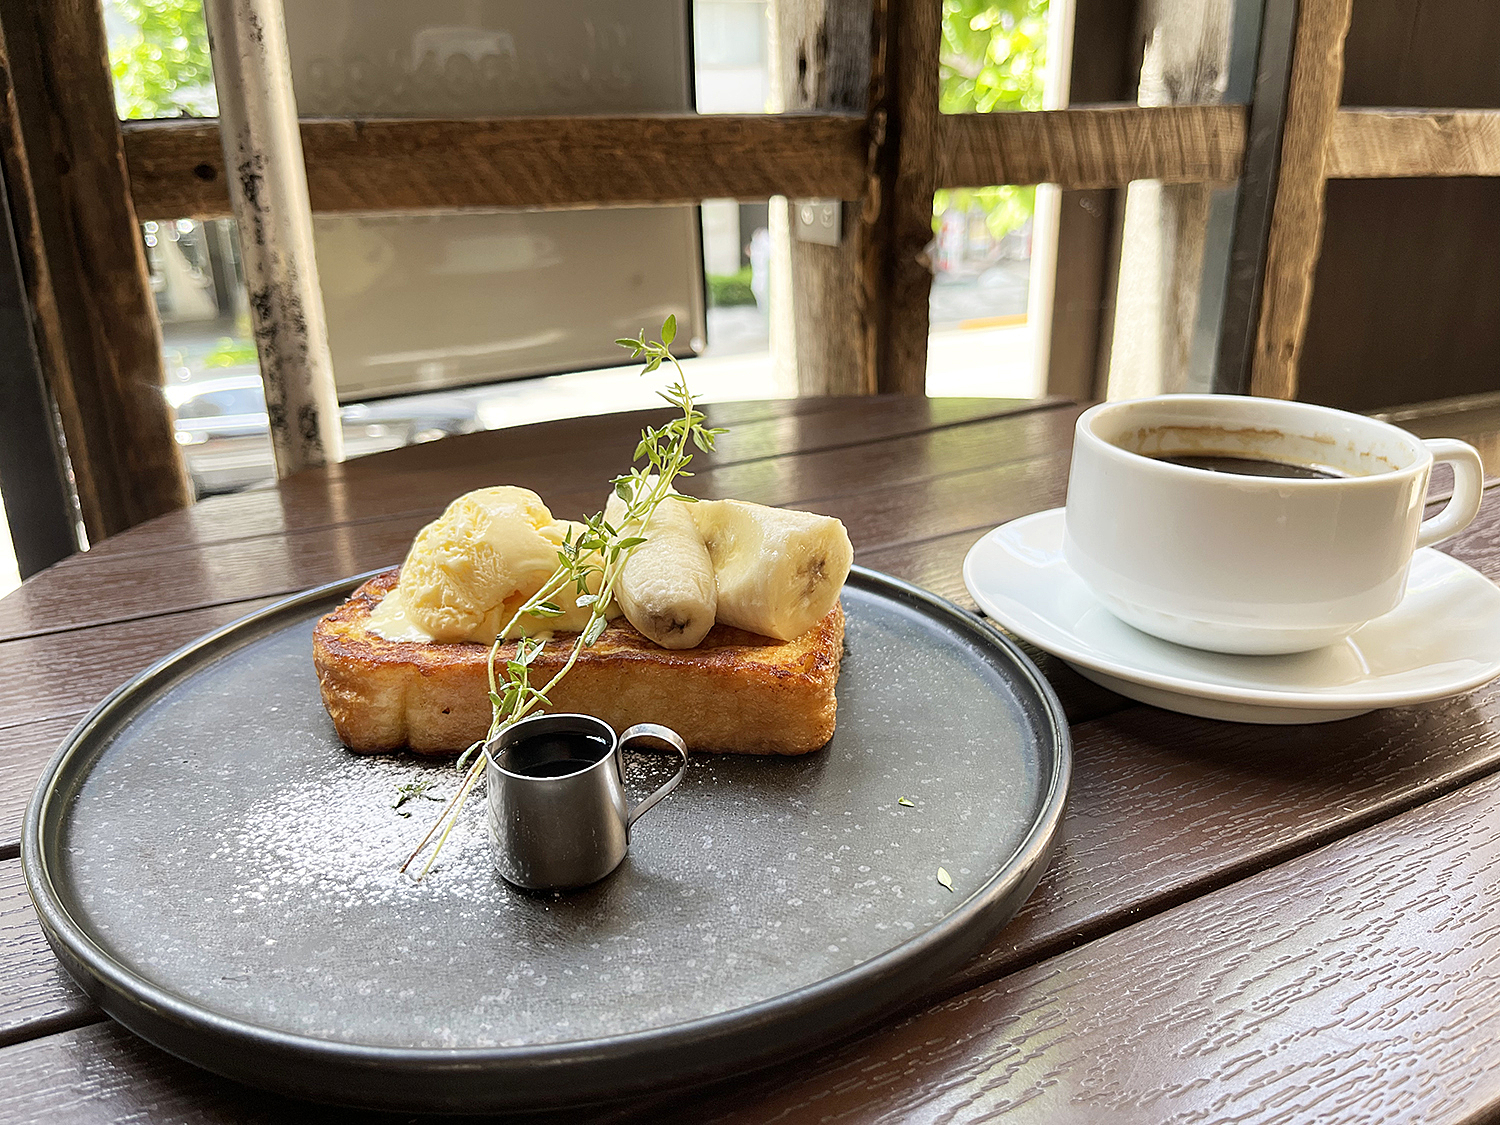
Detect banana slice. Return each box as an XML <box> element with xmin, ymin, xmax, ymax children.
<box><xmin>692</xmin><ymin>500</ymin><xmax>853</xmax><ymax>641</ymax></box>
<box><xmin>605</xmin><ymin>482</ymin><xmax>717</xmax><ymax>649</ymax></box>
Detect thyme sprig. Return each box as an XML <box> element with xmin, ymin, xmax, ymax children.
<box><xmin>401</xmin><ymin>317</ymin><xmax>725</xmax><ymax>879</ymax></box>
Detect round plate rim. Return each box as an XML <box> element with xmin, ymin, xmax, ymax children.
<box><xmin>22</xmin><ymin>565</ymin><xmax>1071</xmax><ymax>1112</ymax></box>
<box><xmin>964</xmin><ymin>508</ymin><xmax>1500</xmax><ymax>710</ymax></box>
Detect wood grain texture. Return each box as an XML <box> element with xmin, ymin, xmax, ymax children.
<box><xmin>0</xmin><ymin>13</ymin><xmax>94</xmax><ymax>557</ymax></box>
<box><xmin>122</xmin><ymin>106</ymin><xmax>1260</xmax><ymax>223</ymax></box>
<box><xmin>75</xmin><ymin>398</ymin><xmax>847</xmax><ymax>559</ymax></box>
<box><xmin>123</xmin><ymin>113</ymin><xmax>870</xmax><ymax>220</ymax></box>
<box><xmin>0</xmin><ymin>442</ymin><xmax>1073</xmax><ymax>643</ymax></box>
<box><xmin>7</xmin><ymin>402</ymin><xmax>1500</xmax><ymax>1119</ymax></box>
<box><xmin>0</xmin><ymin>0</ymin><xmax>190</xmax><ymax>538</ymax></box>
<box><xmin>1435</xmin><ymin>483</ymin><xmax>1500</xmax><ymax>584</ymax></box>
<box><xmin>878</xmin><ymin>0</ymin><xmax>941</xmax><ymax>394</ymax></box>
<box><xmin>0</xmin><ymin>715</ymin><xmax>83</xmax><ymax>856</ymax></box>
<box><xmin>1249</xmin><ymin>0</ymin><xmax>1354</xmax><ymax>400</ymax></box>
<box><xmin>939</xmin><ymin>103</ymin><xmax>1246</xmax><ymax>189</ymax></box>
<box><xmin>774</xmin><ymin>0</ymin><xmax>882</xmax><ymax>397</ymax></box>
<box><xmin>679</xmin><ymin>765</ymin><xmax>1500</xmax><ymax>1124</ymax></box>
<box><xmin>0</xmin><ymin>598</ymin><xmax>277</xmax><ymax>736</ymax></box>
<box><xmin>0</xmin><ymin>1019</ymin><xmax>671</xmax><ymax>1125</ymax></box>
<box><xmin>1328</xmin><ymin>108</ymin><xmax>1500</xmax><ymax>178</ymax></box>
<box><xmin>0</xmin><ymin>860</ymin><xmax>96</xmax><ymax>1047</ymax></box>
<box><xmin>0</xmin><ymin>400</ymin><xmax>1079</xmax><ymax>639</ymax></box>
<box><xmin>14</xmin><ymin>676</ymin><xmax>1500</xmax><ymax>1116</ymax></box>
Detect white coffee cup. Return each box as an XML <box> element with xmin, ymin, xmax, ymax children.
<box><xmin>1063</xmin><ymin>394</ymin><xmax>1485</xmax><ymax>655</ymax></box>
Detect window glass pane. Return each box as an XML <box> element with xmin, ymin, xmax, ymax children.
<box><xmin>929</xmin><ymin>1</ymin><xmax>1049</xmax><ymax>398</ymax></box>
<box><xmin>694</xmin><ymin>0</ymin><xmax>770</xmax><ymax>112</ymax></box>
<box><xmin>105</xmin><ymin>0</ymin><xmax>218</xmax><ymax>118</ymax></box>
<box><xmin>938</xmin><ymin>0</ymin><xmax>1048</xmax><ymax>115</ymax></box>
<box><xmin>109</xmin><ymin>1</ymin><xmax>781</xmax><ymax>499</ymax></box>
<box><xmin>0</xmin><ymin>484</ymin><xmax>20</xmax><ymax>598</ymax></box>
<box><xmin>1103</xmin><ymin>0</ymin><xmax>1248</xmax><ymax>398</ymax></box>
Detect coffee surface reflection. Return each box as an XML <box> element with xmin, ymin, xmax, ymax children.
<box><xmin>1153</xmin><ymin>453</ymin><xmax>1347</xmax><ymax>480</ymax></box>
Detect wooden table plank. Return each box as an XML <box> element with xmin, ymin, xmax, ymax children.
<box><xmin>0</xmin><ymin>600</ymin><xmax>278</xmax><ymax>736</ymax></box>
<box><xmin>11</xmin><ymin>677</ymin><xmax>1500</xmax><ymax>1087</ymax></box>
<box><xmin>7</xmin><ymin>399</ymin><xmax>1500</xmax><ymax>1122</ymax></box>
<box><xmin>0</xmin><ymin>405</ymin><xmax>1083</xmax><ymax>641</ymax></box>
<box><xmin>858</xmin><ymin>527</ymin><xmax>1130</xmax><ymax>725</ymax></box>
<box><xmin>0</xmin><ymin>716</ymin><xmax>84</xmax><ymax>859</ymax></box>
<box><xmin>1437</xmin><ymin>484</ymin><xmax>1500</xmax><ymax>582</ymax></box>
<box><xmin>0</xmin><ymin>860</ymin><xmax>96</xmax><ymax>1048</ymax></box>
<box><xmin>98</xmin><ymin>396</ymin><xmax>1053</xmax><ymax>558</ymax></box>
<box><xmin>0</xmin><ymin>431</ymin><xmax>1078</xmax><ymax>643</ymax></box>
<box><xmin>72</xmin><ymin>397</ymin><xmax>861</xmax><ymax>559</ymax></box>
<box><xmin>14</xmin><ymin>696</ymin><xmax>1500</xmax><ymax>1122</ymax></box>
<box><xmin>678</xmin><ymin>766</ymin><xmax>1500</xmax><ymax>1124</ymax></box>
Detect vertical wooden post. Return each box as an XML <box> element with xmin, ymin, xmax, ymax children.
<box><xmin>878</xmin><ymin>0</ymin><xmax>941</xmax><ymax>394</ymax></box>
<box><xmin>772</xmin><ymin>0</ymin><xmax>879</xmax><ymax>395</ymax></box>
<box><xmin>0</xmin><ymin>0</ymin><xmax>190</xmax><ymax>540</ymax></box>
<box><xmin>1249</xmin><ymin>0</ymin><xmax>1353</xmax><ymax>399</ymax></box>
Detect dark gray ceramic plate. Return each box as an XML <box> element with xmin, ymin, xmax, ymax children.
<box><xmin>24</xmin><ymin>567</ymin><xmax>1069</xmax><ymax>1114</ymax></box>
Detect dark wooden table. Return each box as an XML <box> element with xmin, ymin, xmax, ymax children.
<box><xmin>5</xmin><ymin>395</ymin><xmax>1500</xmax><ymax>1123</ymax></box>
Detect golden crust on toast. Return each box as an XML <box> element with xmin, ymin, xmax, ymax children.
<box><xmin>313</xmin><ymin>570</ymin><xmax>844</xmax><ymax>755</ymax></box>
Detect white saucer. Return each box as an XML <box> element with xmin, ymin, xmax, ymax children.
<box><xmin>962</xmin><ymin>508</ymin><xmax>1500</xmax><ymax>724</ymax></box>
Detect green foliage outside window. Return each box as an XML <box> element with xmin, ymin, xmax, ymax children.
<box><xmin>109</xmin><ymin>0</ymin><xmax>215</xmax><ymax>119</ymax></box>
<box><xmin>935</xmin><ymin>0</ymin><xmax>1048</xmax><ymax>239</ymax></box>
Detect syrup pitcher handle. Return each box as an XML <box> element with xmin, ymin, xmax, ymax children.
<box><xmin>1417</xmin><ymin>439</ymin><xmax>1486</xmax><ymax>549</ymax></box>
<box><xmin>618</xmin><ymin>723</ymin><xmax>689</xmax><ymax>828</ymax></box>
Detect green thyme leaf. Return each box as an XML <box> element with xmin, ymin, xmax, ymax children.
<box><xmin>898</xmin><ymin>797</ymin><xmax>915</xmax><ymax>807</ymax></box>
<box><xmin>393</xmin><ymin>779</ymin><xmax>442</xmax><ymax>811</ymax></box>
<box><xmin>937</xmin><ymin>867</ymin><xmax>954</xmax><ymax>892</ymax></box>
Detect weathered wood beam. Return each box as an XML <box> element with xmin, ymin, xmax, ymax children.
<box><xmin>772</xmin><ymin>0</ymin><xmax>880</xmax><ymax>397</ymax></box>
<box><xmin>1327</xmin><ymin>108</ymin><xmax>1500</xmax><ymax>178</ymax></box>
<box><xmin>938</xmin><ymin>104</ymin><xmax>1247</xmax><ymax>190</ymax></box>
<box><xmin>124</xmin><ymin>113</ymin><xmax>871</xmax><ymax>220</ymax></box>
<box><xmin>123</xmin><ymin>104</ymin><xmax>1268</xmax><ymax>224</ymax></box>
<box><xmin>1249</xmin><ymin>0</ymin><xmax>1354</xmax><ymax>400</ymax></box>
<box><xmin>878</xmin><ymin>0</ymin><xmax>942</xmax><ymax>395</ymax></box>
<box><xmin>0</xmin><ymin>0</ymin><xmax>189</xmax><ymax>540</ymax></box>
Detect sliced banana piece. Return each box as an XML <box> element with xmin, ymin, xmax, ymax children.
<box><xmin>692</xmin><ymin>500</ymin><xmax>853</xmax><ymax>641</ymax></box>
<box><xmin>605</xmin><ymin>482</ymin><xmax>717</xmax><ymax>649</ymax></box>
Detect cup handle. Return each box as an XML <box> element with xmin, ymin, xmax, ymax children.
<box><xmin>618</xmin><ymin>723</ymin><xmax>689</xmax><ymax>828</ymax></box>
<box><xmin>1417</xmin><ymin>439</ymin><xmax>1486</xmax><ymax>549</ymax></box>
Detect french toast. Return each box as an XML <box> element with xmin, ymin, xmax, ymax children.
<box><xmin>313</xmin><ymin>569</ymin><xmax>844</xmax><ymax>755</ymax></box>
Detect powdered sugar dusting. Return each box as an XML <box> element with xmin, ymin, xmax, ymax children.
<box><xmin>55</xmin><ymin>590</ymin><xmax>1050</xmax><ymax>1049</ymax></box>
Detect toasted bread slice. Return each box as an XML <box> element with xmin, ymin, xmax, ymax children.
<box><xmin>313</xmin><ymin>570</ymin><xmax>844</xmax><ymax>755</ymax></box>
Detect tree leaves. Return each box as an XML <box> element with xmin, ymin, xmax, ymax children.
<box><xmin>934</xmin><ymin>0</ymin><xmax>1047</xmax><ymax>240</ymax></box>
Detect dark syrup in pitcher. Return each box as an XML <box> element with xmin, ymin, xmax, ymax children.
<box><xmin>505</xmin><ymin>731</ymin><xmax>611</xmax><ymax>779</ymax></box>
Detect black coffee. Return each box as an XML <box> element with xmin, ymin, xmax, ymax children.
<box><xmin>505</xmin><ymin>731</ymin><xmax>610</xmax><ymax>779</ymax></box>
<box><xmin>1154</xmin><ymin>453</ymin><xmax>1345</xmax><ymax>480</ymax></box>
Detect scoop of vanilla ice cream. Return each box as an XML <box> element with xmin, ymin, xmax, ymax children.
<box><xmin>393</xmin><ymin>487</ymin><xmax>605</xmax><ymax>643</ymax></box>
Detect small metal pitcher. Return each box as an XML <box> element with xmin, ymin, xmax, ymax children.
<box><xmin>484</xmin><ymin>713</ymin><xmax>688</xmax><ymax>891</ymax></box>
